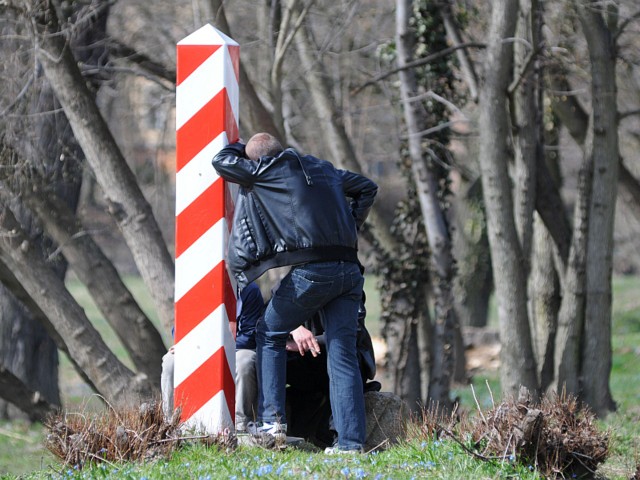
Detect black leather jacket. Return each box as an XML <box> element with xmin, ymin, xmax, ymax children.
<box><xmin>212</xmin><ymin>142</ymin><xmax>378</xmax><ymax>289</ymax></box>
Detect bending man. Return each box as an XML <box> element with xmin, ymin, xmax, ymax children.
<box><xmin>212</xmin><ymin>133</ymin><xmax>377</xmax><ymax>453</ymax></box>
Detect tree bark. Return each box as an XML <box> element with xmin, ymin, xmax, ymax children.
<box><xmin>31</xmin><ymin>3</ymin><xmax>175</xmax><ymax>334</ymax></box>
<box><xmin>477</xmin><ymin>0</ymin><xmax>539</xmax><ymax>399</ymax></box>
<box><xmin>396</xmin><ymin>0</ymin><xmax>457</xmax><ymax>409</ymax></box>
<box><xmin>0</xmin><ymin>364</ymin><xmax>59</xmax><ymax>422</ymax></box>
<box><xmin>17</xmin><ymin>181</ymin><xmax>167</xmax><ymax>385</ymax></box>
<box><xmin>576</xmin><ymin>2</ymin><xmax>618</xmax><ymax>415</ymax></box>
<box><xmin>452</xmin><ymin>179</ymin><xmax>493</xmax><ymax>328</ymax></box>
<box><xmin>0</xmin><ymin>205</ymin><xmax>155</xmax><ymax>404</ymax></box>
<box><xmin>511</xmin><ymin>0</ymin><xmax>539</xmax><ymax>274</ymax></box>
<box><xmin>553</xmin><ymin>155</ymin><xmax>590</xmax><ymax>397</ymax></box>
<box><xmin>529</xmin><ymin>215</ymin><xmax>560</xmax><ymax>391</ymax></box>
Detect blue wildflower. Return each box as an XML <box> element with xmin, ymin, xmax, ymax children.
<box><xmin>256</xmin><ymin>464</ymin><xmax>273</xmax><ymax>476</ymax></box>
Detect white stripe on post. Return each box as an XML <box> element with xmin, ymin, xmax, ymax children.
<box><xmin>174</xmin><ymin>24</ymin><xmax>239</xmax><ymax>434</ymax></box>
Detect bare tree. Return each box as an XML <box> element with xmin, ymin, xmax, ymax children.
<box><xmin>28</xmin><ymin>0</ymin><xmax>175</xmax><ymax>333</ymax></box>
<box><xmin>575</xmin><ymin>0</ymin><xmax>619</xmax><ymax>415</ymax></box>
<box><xmin>477</xmin><ymin>0</ymin><xmax>538</xmax><ymax>398</ymax></box>
<box><xmin>0</xmin><ymin>205</ymin><xmax>154</xmax><ymax>404</ymax></box>
<box><xmin>396</xmin><ymin>0</ymin><xmax>459</xmax><ymax>408</ymax></box>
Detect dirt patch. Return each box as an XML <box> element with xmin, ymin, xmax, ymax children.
<box><xmin>372</xmin><ymin>327</ymin><xmax>501</xmax><ymax>376</ymax></box>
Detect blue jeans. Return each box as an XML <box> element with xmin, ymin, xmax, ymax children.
<box><xmin>256</xmin><ymin>261</ymin><xmax>365</xmax><ymax>450</ymax></box>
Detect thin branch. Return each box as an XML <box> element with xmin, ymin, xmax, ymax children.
<box><xmin>107</xmin><ymin>39</ymin><xmax>176</xmax><ymax>84</ymax></box>
<box><xmin>439</xmin><ymin>426</ymin><xmax>505</xmax><ymax>462</ymax></box>
<box><xmin>350</xmin><ymin>42</ymin><xmax>486</xmax><ymax>96</ymax></box>
<box><xmin>508</xmin><ymin>44</ymin><xmax>544</xmax><ymax>94</ymax></box>
<box><xmin>408</xmin><ymin>90</ymin><xmax>468</xmax><ymax>118</ymax></box>
<box><xmin>276</xmin><ymin>0</ymin><xmax>315</xmax><ymax>66</ymax></box>
<box><xmin>615</xmin><ymin>9</ymin><xmax>640</xmax><ymax>41</ymax></box>
<box><xmin>619</xmin><ymin>108</ymin><xmax>640</xmax><ymax>121</ymax></box>
<box><xmin>405</xmin><ymin>119</ymin><xmax>470</xmax><ymax>139</ymax></box>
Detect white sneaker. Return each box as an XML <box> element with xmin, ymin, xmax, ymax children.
<box><xmin>324</xmin><ymin>446</ymin><xmax>364</xmax><ymax>455</ymax></box>
<box><xmin>257</xmin><ymin>422</ymin><xmax>287</xmax><ymax>441</ymax></box>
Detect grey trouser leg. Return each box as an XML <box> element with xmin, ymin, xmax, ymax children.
<box><xmin>161</xmin><ymin>350</ymin><xmax>174</xmax><ymax>420</ymax></box>
<box><xmin>235</xmin><ymin>349</ymin><xmax>257</xmax><ymax>426</ymax></box>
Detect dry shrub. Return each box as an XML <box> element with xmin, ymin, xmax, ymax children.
<box><xmin>412</xmin><ymin>389</ymin><xmax>610</xmax><ymax>478</ymax></box>
<box><xmin>44</xmin><ymin>401</ymin><xmax>235</xmax><ymax>469</ymax></box>
<box><xmin>411</xmin><ymin>401</ymin><xmax>467</xmax><ymax>441</ymax></box>
<box><xmin>468</xmin><ymin>389</ymin><xmax>609</xmax><ymax>478</ymax></box>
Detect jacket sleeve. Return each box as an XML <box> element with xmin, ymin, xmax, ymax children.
<box><xmin>212</xmin><ymin>142</ymin><xmax>259</xmax><ymax>187</ymax></box>
<box><xmin>339</xmin><ymin>170</ymin><xmax>378</xmax><ymax>229</ymax></box>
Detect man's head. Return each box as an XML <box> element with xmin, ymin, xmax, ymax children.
<box><xmin>245</xmin><ymin>133</ymin><xmax>283</xmax><ymax>161</ymax></box>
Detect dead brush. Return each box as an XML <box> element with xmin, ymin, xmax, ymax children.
<box><xmin>411</xmin><ymin>401</ymin><xmax>467</xmax><ymax>441</ymax></box>
<box><xmin>44</xmin><ymin>399</ymin><xmax>235</xmax><ymax>469</ymax></box>
<box><xmin>467</xmin><ymin>388</ymin><xmax>610</xmax><ymax>478</ymax></box>
<box><xmin>411</xmin><ymin>387</ymin><xmax>610</xmax><ymax>478</ymax></box>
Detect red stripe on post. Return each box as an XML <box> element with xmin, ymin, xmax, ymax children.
<box><xmin>174</xmin><ymin>261</ymin><xmax>237</xmax><ymax>343</ymax></box>
<box><xmin>175</xmin><ymin>348</ymin><xmax>235</xmax><ymax>422</ymax></box>
<box><xmin>176</xmin><ymin>45</ymin><xmax>221</xmax><ymax>85</ymax></box>
<box><xmin>175</xmin><ymin>263</ymin><xmax>223</xmax><ymax>343</ymax></box>
<box><xmin>176</xmin><ymin>90</ymin><xmax>236</xmax><ymax>172</ymax></box>
<box><xmin>175</xmin><ymin>179</ymin><xmax>225</xmax><ymax>257</ymax></box>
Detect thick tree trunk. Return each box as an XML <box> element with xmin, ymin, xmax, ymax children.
<box><xmin>553</xmin><ymin>159</ymin><xmax>590</xmax><ymax>397</ymax></box>
<box><xmin>396</xmin><ymin>0</ymin><xmax>457</xmax><ymax>409</ymax></box>
<box><xmin>529</xmin><ymin>215</ymin><xmax>560</xmax><ymax>391</ymax></box>
<box><xmin>0</xmin><ymin>206</ymin><xmax>155</xmax><ymax>404</ymax></box>
<box><xmin>15</xmin><ymin>180</ymin><xmax>167</xmax><ymax>385</ymax></box>
<box><xmin>32</xmin><ymin>4</ymin><xmax>175</xmax><ymax>334</ymax></box>
<box><xmin>577</xmin><ymin>3</ymin><xmax>618</xmax><ymax>415</ymax></box>
<box><xmin>380</xmin><ymin>274</ymin><xmax>424</xmax><ymax>413</ymax></box>
<box><xmin>511</xmin><ymin>0</ymin><xmax>539</xmax><ymax>273</ymax></box>
<box><xmin>0</xmin><ymin>364</ymin><xmax>59</xmax><ymax>422</ymax></box>
<box><xmin>477</xmin><ymin>0</ymin><xmax>539</xmax><ymax>399</ymax></box>
<box><xmin>452</xmin><ymin>180</ymin><xmax>493</xmax><ymax>328</ymax></box>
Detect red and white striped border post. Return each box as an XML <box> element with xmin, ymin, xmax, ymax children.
<box><xmin>174</xmin><ymin>24</ymin><xmax>239</xmax><ymax>433</ymax></box>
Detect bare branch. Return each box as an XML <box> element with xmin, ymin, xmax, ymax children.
<box><xmin>615</xmin><ymin>9</ymin><xmax>640</xmax><ymax>41</ymax></box>
<box><xmin>351</xmin><ymin>42</ymin><xmax>486</xmax><ymax>96</ymax></box>
<box><xmin>619</xmin><ymin>108</ymin><xmax>640</xmax><ymax>121</ymax></box>
<box><xmin>107</xmin><ymin>39</ymin><xmax>176</xmax><ymax>84</ymax></box>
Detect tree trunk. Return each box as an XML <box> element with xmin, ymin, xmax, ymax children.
<box><xmin>12</xmin><ymin>175</ymin><xmax>166</xmax><ymax>385</ymax></box>
<box><xmin>511</xmin><ymin>0</ymin><xmax>539</xmax><ymax>274</ymax></box>
<box><xmin>32</xmin><ymin>3</ymin><xmax>175</xmax><ymax>334</ymax></box>
<box><xmin>396</xmin><ymin>0</ymin><xmax>457</xmax><ymax>409</ymax></box>
<box><xmin>379</xmin><ymin>266</ymin><xmax>424</xmax><ymax>413</ymax></box>
<box><xmin>553</xmin><ymin>157</ymin><xmax>590</xmax><ymax>397</ymax></box>
<box><xmin>477</xmin><ymin>0</ymin><xmax>539</xmax><ymax>399</ymax></box>
<box><xmin>529</xmin><ymin>215</ymin><xmax>560</xmax><ymax>391</ymax></box>
<box><xmin>577</xmin><ymin>2</ymin><xmax>618</xmax><ymax>415</ymax></box>
<box><xmin>0</xmin><ymin>364</ymin><xmax>58</xmax><ymax>422</ymax></box>
<box><xmin>452</xmin><ymin>179</ymin><xmax>493</xmax><ymax>328</ymax></box>
<box><xmin>0</xmin><ymin>205</ymin><xmax>155</xmax><ymax>404</ymax></box>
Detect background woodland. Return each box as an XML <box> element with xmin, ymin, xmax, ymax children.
<box><xmin>0</xmin><ymin>0</ymin><xmax>639</xmax><ymax>425</ymax></box>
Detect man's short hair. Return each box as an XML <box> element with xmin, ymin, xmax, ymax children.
<box><xmin>245</xmin><ymin>133</ymin><xmax>283</xmax><ymax>161</ymax></box>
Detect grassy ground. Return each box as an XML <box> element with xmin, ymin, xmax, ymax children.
<box><xmin>1</xmin><ymin>275</ymin><xmax>639</xmax><ymax>478</ymax></box>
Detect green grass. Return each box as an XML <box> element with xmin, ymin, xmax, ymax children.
<box><xmin>18</xmin><ymin>437</ymin><xmax>543</xmax><ymax>480</ymax></box>
<box><xmin>1</xmin><ymin>275</ymin><xmax>639</xmax><ymax>479</ymax></box>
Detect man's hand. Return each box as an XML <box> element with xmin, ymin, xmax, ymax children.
<box><xmin>286</xmin><ymin>326</ymin><xmax>321</xmax><ymax>357</ymax></box>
